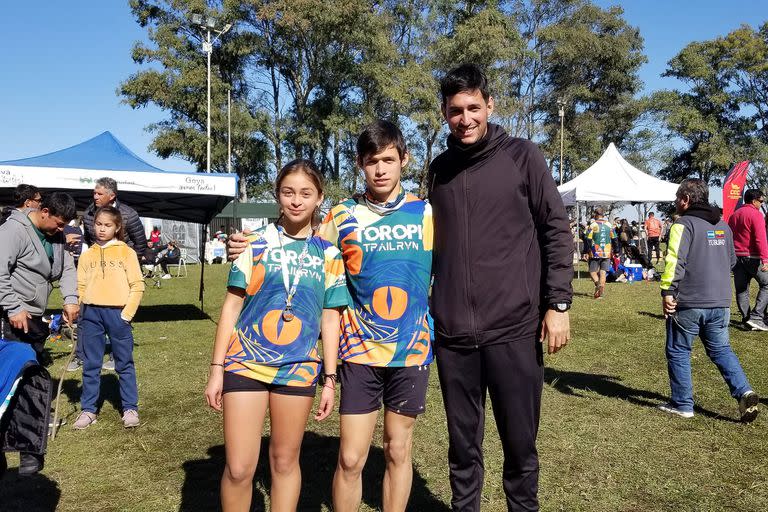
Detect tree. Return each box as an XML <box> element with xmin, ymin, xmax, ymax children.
<box><xmin>122</xmin><ymin>0</ymin><xmax>651</xmax><ymax>200</ymax></box>
<box><xmin>654</xmin><ymin>22</ymin><xmax>768</xmax><ymax>188</ymax></box>
<box><xmin>532</xmin><ymin>1</ymin><xmax>646</xmax><ymax>181</ymax></box>
<box><xmin>120</xmin><ymin>0</ymin><xmax>273</xmax><ymax>201</ymax></box>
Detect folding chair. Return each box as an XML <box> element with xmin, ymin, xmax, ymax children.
<box><xmin>174</xmin><ymin>248</ymin><xmax>189</xmax><ymax>278</ymax></box>
<box><xmin>143</xmin><ymin>263</ymin><xmax>162</xmax><ymax>288</ymax></box>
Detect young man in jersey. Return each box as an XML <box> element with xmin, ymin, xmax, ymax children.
<box><xmin>322</xmin><ymin>120</ymin><xmax>432</xmax><ymax>512</ymax></box>
<box><xmin>587</xmin><ymin>206</ymin><xmax>617</xmax><ymax>299</ymax></box>
<box><xmin>227</xmin><ymin>120</ymin><xmax>432</xmax><ymax>511</ymax></box>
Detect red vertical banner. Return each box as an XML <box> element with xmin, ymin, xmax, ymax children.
<box><xmin>722</xmin><ymin>161</ymin><xmax>750</xmax><ymax>222</ymax></box>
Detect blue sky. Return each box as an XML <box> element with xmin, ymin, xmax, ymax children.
<box><xmin>1</xmin><ymin>1</ymin><xmax>766</xmax><ymax>172</ymax></box>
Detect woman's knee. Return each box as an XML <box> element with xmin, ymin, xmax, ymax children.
<box><xmin>224</xmin><ymin>460</ymin><xmax>258</xmax><ymax>484</ymax></box>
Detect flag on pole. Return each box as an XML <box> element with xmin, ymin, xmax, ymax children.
<box><xmin>722</xmin><ymin>161</ymin><xmax>750</xmax><ymax>222</ymax></box>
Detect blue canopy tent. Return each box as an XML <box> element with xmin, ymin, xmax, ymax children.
<box><xmin>0</xmin><ymin>132</ymin><xmax>239</xmax><ymax>308</ymax></box>
<box><xmin>0</xmin><ymin>131</ymin><xmax>237</xmax><ymax>224</ymax></box>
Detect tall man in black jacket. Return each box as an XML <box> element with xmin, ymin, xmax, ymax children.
<box><xmin>429</xmin><ymin>64</ymin><xmax>573</xmax><ymax>511</ymax></box>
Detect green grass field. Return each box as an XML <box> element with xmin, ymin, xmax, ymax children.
<box><xmin>1</xmin><ymin>264</ymin><xmax>766</xmax><ymax>511</ymax></box>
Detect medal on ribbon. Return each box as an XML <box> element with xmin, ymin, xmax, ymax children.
<box><xmin>275</xmin><ymin>223</ymin><xmax>313</xmax><ymax>322</ymax></box>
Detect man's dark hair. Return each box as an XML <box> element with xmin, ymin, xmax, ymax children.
<box><xmin>677</xmin><ymin>178</ymin><xmax>709</xmax><ymax>205</ymax></box>
<box><xmin>440</xmin><ymin>64</ymin><xmax>491</xmax><ymax>105</ymax></box>
<box><xmin>357</xmin><ymin>120</ymin><xmax>407</xmax><ymax>161</ymax></box>
<box><xmin>95</xmin><ymin>177</ymin><xmax>118</xmax><ymax>195</ymax></box>
<box><xmin>13</xmin><ymin>184</ymin><xmax>40</xmax><ymax>207</ymax></box>
<box><xmin>744</xmin><ymin>188</ymin><xmax>764</xmax><ymax>204</ymax></box>
<box><xmin>41</xmin><ymin>192</ymin><xmax>77</xmax><ymax>222</ymax></box>
<box><xmin>648</xmin><ymin>212</ymin><xmax>654</xmax><ymax>217</ymax></box>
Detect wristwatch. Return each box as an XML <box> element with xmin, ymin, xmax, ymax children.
<box><xmin>549</xmin><ymin>303</ymin><xmax>571</xmax><ymax>313</ymax></box>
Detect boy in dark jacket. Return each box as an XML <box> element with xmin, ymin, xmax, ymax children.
<box><xmin>429</xmin><ymin>64</ymin><xmax>572</xmax><ymax>511</ymax></box>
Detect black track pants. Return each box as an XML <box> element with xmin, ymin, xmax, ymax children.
<box><xmin>435</xmin><ymin>338</ymin><xmax>544</xmax><ymax>512</ymax></box>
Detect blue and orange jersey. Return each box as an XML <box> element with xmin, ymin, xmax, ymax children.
<box><xmin>225</xmin><ymin>224</ymin><xmax>348</xmax><ymax>386</ymax></box>
<box><xmin>587</xmin><ymin>219</ymin><xmax>616</xmax><ymax>258</ymax></box>
<box><xmin>320</xmin><ymin>193</ymin><xmax>433</xmax><ymax>367</ymax></box>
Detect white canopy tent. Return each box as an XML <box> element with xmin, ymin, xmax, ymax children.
<box><xmin>557</xmin><ymin>143</ymin><xmax>679</xmax><ymax>206</ymax></box>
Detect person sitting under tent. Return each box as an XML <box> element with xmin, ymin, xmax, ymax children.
<box><xmin>156</xmin><ymin>241</ymin><xmax>181</xmax><ymax>279</ymax></box>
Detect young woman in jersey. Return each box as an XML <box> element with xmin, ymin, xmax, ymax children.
<box><xmin>205</xmin><ymin>159</ymin><xmax>348</xmax><ymax>512</ymax></box>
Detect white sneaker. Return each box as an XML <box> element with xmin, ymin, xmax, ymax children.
<box><xmin>657</xmin><ymin>403</ymin><xmax>694</xmax><ymax>418</ymax></box>
<box><xmin>161</xmin><ymin>274</ymin><xmax>172</xmax><ymax>280</ymax></box>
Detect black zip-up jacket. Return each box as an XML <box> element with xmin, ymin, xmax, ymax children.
<box><xmin>429</xmin><ymin>124</ymin><xmax>573</xmax><ymax>348</ymax></box>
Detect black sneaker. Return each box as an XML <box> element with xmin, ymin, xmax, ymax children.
<box><xmin>739</xmin><ymin>391</ymin><xmax>760</xmax><ymax>423</ymax></box>
<box><xmin>18</xmin><ymin>452</ymin><xmax>44</xmax><ymax>476</ymax></box>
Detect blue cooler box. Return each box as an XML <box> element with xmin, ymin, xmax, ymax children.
<box><xmin>626</xmin><ymin>263</ymin><xmax>643</xmax><ymax>282</ymax></box>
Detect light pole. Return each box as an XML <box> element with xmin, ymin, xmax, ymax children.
<box><xmin>557</xmin><ymin>98</ymin><xmax>566</xmax><ymax>185</ymax></box>
<box><xmin>227</xmin><ymin>87</ymin><xmax>232</xmax><ymax>173</ymax></box>
<box><xmin>192</xmin><ymin>14</ymin><xmax>232</xmax><ymax>173</ymax></box>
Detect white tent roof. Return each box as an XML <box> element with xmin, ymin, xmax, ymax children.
<box><xmin>557</xmin><ymin>143</ymin><xmax>679</xmax><ymax>206</ymax></box>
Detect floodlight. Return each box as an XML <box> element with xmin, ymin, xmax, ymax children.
<box><xmin>206</xmin><ymin>17</ymin><xmax>217</xmax><ymax>28</ymax></box>
<box><xmin>191</xmin><ymin>13</ymin><xmax>202</xmax><ymax>25</ymax></box>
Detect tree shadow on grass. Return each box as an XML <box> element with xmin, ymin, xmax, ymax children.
<box><xmin>58</xmin><ymin>374</ymin><xmax>122</xmax><ymax>413</ymax></box>
<box><xmin>0</xmin><ymin>467</ymin><xmax>61</xmax><ymax>512</ymax></box>
<box><xmin>544</xmin><ymin>368</ymin><xmax>739</xmax><ymax>423</ymax></box>
<box><xmin>132</xmin><ymin>304</ymin><xmax>211</xmax><ymax>323</ymax></box>
<box><xmin>179</xmin><ymin>432</ymin><xmax>449</xmax><ymax>511</ymax></box>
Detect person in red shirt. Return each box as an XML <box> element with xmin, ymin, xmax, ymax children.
<box><xmin>727</xmin><ymin>189</ymin><xmax>768</xmax><ymax>330</ymax></box>
<box><xmin>644</xmin><ymin>212</ymin><xmax>663</xmax><ymax>264</ymax></box>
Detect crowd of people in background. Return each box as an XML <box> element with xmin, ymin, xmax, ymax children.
<box><xmin>575</xmin><ymin>209</ymin><xmax>671</xmax><ymax>298</ymax></box>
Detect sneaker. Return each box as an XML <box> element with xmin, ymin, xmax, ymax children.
<box><xmin>746</xmin><ymin>318</ymin><xmax>768</xmax><ymax>331</ymax></box>
<box><xmin>161</xmin><ymin>274</ymin><xmax>172</xmax><ymax>280</ymax></box>
<box><xmin>739</xmin><ymin>391</ymin><xmax>760</xmax><ymax>423</ymax></box>
<box><xmin>595</xmin><ymin>284</ymin><xmax>605</xmax><ymax>299</ymax></box>
<box><xmin>18</xmin><ymin>453</ymin><xmax>44</xmax><ymax>476</ymax></box>
<box><xmin>73</xmin><ymin>411</ymin><xmax>98</xmax><ymax>430</ymax></box>
<box><xmin>593</xmin><ymin>284</ymin><xmax>601</xmax><ymax>299</ymax></box>
<box><xmin>66</xmin><ymin>356</ymin><xmax>83</xmax><ymax>372</ymax></box>
<box><xmin>657</xmin><ymin>403</ymin><xmax>694</xmax><ymax>418</ymax></box>
<box><xmin>102</xmin><ymin>354</ymin><xmax>115</xmax><ymax>372</ymax></box>
<box><xmin>122</xmin><ymin>409</ymin><xmax>140</xmax><ymax>428</ymax></box>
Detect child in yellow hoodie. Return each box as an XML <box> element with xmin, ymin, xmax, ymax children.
<box><xmin>73</xmin><ymin>206</ymin><xmax>145</xmax><ymax>429</ymax></box>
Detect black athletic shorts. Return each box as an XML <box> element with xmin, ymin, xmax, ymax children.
<box><xmin>222</xmin><ymin>371</ymin><xmax>316</xmax><ymax>397</ymax></box>
<box><xmin>338</xmin><ymin>362</ymin><xmax>430</xmax><ymax>416</ymax></box>
<box><xmin>588</xmin><ymin>258</ymin><xmax>611</xmax><ymax>273</ymax></box>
